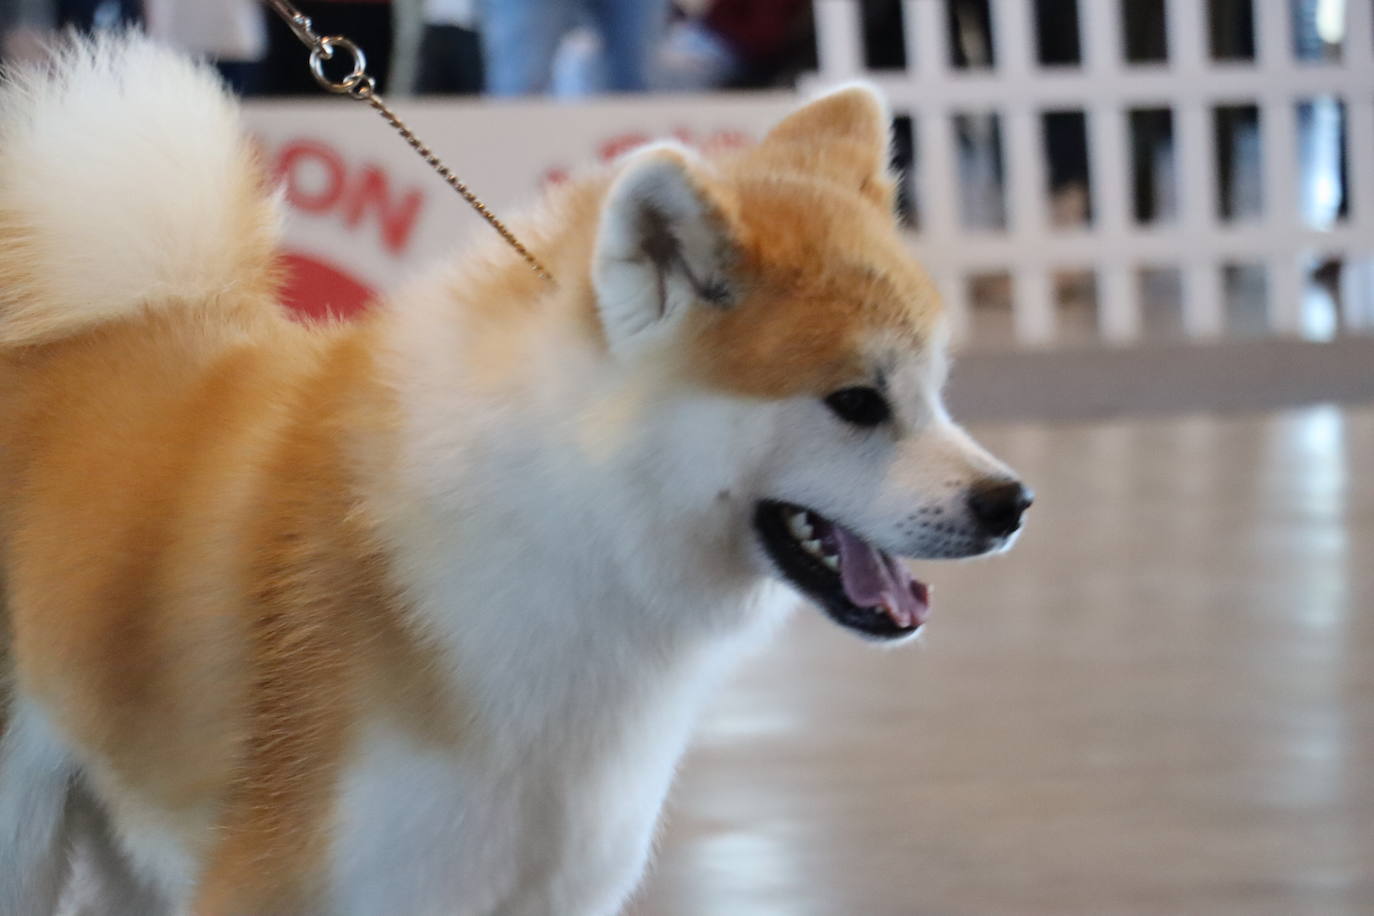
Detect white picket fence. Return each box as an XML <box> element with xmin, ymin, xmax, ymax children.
<box><xmin>807</xmin><ymin>0</ymin><xmax>1374</xmax><ymax>347</ymax></box>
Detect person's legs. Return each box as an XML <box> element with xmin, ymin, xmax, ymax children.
<box><xmin>588</xmin><ymin>0</ymin><xmax>670</xmax><ymax>92</ymax></box>
<box><xmin>55</xmin><ymin>0</ymin><xmax>100</xmax><ymax>29</ymax></box>
<box><xmin>651</xmin><ymin>19</ymin><xmax>741</xmax><ymax>92</ymax></box>
<box><xmin>551</xmin><ymin>25</ymin><xmax>606</xmax><ymax>97</ymax></box>
<box><xmin>216</xmin><ymin>61</ymin><xmax>265</xmax><ymax>96</ymax></box>
<box><xmin>416</xmin><ymin>24</ymin><xmax>484</xmax><ymax>95</ymax></box>
<box><xmin>55</xmin><ymin>0</ymin><xmax>140</xmax><ymax>29</ymax></box>
<box><xmin>477</xmin><ymin>0</ymin><xmax>575</xmax><ymax>96</ymax></box>
<box><xmin>326</xmin><ymin>3</ymin><xmax>392</xmax><ymax>93</ymax></box>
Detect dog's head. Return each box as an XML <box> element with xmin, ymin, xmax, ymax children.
<box><xmin>588</xmin><ymin>86</ymin><xmax>1030</xmax><ymax>641</ymax></box>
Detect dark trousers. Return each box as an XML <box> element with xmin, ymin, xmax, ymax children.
<box><xmin>416</xmin><ymin>24</ymin><xmax>484</xmax><ymax>96</ymax></box>
<box><xmin>57</xmin><ymin>0</ymin><xmax>140</xmax><ymax>29</ymax></box>
<box><xmin>217</xmin><ymin>61</ymin><xmax>265</xmax><ymax>97</ymax></box>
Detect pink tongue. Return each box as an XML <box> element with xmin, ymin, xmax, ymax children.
<box><xmin>833</xmin><ymin>524</ymin><xmax>929</xmax><ymax>628</ymax></box>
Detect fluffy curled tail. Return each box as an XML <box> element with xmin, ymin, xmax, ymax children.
<box><xmin>0</xmin><ymin>32</ymin><xmax>280</xmax><ymax>346</ymax></box>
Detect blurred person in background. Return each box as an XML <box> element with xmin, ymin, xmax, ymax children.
<box><xmin>2</xmin><ymin>0</ymin><xmax>140</xmax><ymax>68</ymax></box>
<box><xmin>144</xmin><ymin>0</ymin><xmax>268</xmax><ymax>95</ymax></box>
<box><xmin>653</xmin><ymin>0</ymin><xmax>810</xmax><ymax>91</ymax></box>
<box><xmin>418</xmin><ymin>0</ymin><xmax>482</xmax><ymax>94</ymax></box>
<box><xmin>1</xmin><ymin>0</ymin><xmax>53</xmax><ymax>68</ymax></box>
<box><xmin>57</xmin><ymin>0</ymin><xmax>140</xmax><ymax>29</ymax></box>
<box><xmin>261</xmin><ymin>0</ymin><xmax>393</xmax><ymax>95</ymax></box>
<box><xmin>480</xmin><ymin>0</ymin><xmax>669</xmax><ymax>96</ymax></box>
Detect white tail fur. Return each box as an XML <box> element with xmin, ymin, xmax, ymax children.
<box><xmin>0</xmin><ymin>33</ymin><xmax>279</xmax><ymax>346</ymax></box>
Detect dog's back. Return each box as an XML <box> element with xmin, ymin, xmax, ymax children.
<box><xmin>0</xmin><ymin>36</ymin><xmax>415</xmax><ymax>913</ymax></box>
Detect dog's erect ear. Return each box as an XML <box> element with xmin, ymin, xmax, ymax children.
<box><xmin>763</xmin><ymin>84</ymin><xmax>894</xmax><ymax>208</ymax></box>
<box><xmin>767</xmin><ymin>83</ymin><xmax>890</xmax><ymax>151</ymax></box>
<box><xmin>593</xmin><ymin>143</ymin><xmax>741</xmax><ymax>356</ymax></box>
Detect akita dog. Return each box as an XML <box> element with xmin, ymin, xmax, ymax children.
<box><xmin>0</xmin><ymin>35</ymin><xmax>1030</xmax><ymax>916</ymax></box>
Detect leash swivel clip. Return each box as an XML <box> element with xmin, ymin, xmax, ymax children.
<box><xmin>261</xmin><ymin>0</ymin><xmax>553</xmax><ymax>281</ymax></box>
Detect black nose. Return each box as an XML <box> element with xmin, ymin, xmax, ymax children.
<box><xmin>967</xmin><ymin>479</ymin><xmax>1033</xmax><ymax>538</ymax></box>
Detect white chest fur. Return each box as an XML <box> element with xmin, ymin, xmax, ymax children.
<box><xmin>345</xmin><ymin>288</ymin><xmax>797</xmax><ymax>913</ymax></box>
<box><xmin>327</xmin><ymin>636</ymin><xmax>755</xmax><ymax>916</ymax></box>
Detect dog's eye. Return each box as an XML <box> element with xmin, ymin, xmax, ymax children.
<box><xmin>824</xmin><ymin>387</ymin><xmax>891</xmax><ymax>427</ymax></box>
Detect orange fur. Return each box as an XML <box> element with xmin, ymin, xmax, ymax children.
<box><xmin>0</xmin><ymin>77</ymin><xmax>944</xmax><ymax>911</ymax></box>
<box><xmin>0</xmin><ymin>308</ymin><xmax>452</xmax><ymax>910</ymax></box>
<box><xmin>428</xmin><ymin>85</ymin><xmax>940</xmax><ymax>402</ymax></box>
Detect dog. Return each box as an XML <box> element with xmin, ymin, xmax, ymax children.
<box><xmin>0</xmin><ymin>35</ymin><xmax>1030</xmax><ymax>916</ymax></box>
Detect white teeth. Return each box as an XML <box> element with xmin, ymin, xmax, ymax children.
<box><xmin>785</xmin><ymin>510</ymin><xmax>836</xmax><ymax>568</ymax></box>
<box><xmin>787</xmin><ymin>511</ymin><xmax>813</xmax><ymax>541</ymax></box>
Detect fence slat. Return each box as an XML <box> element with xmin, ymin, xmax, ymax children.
<box><xmin>917</xmin><ymin>111</ymin><xmax>960</xmax><ymax>235</ymax></box>
<box><xmin>1013</xmin><ymin>267</ymin><xmax>1056</xmax><ymax>345</ymax></box>
<box><xmin>936</xmin><ymin>271</ymin><xmax>970</xmax><ymax>343</ymax></box>
<box><xmin>1347</xmin><ymin>0</ymin><xmax>1374</xmax><ymax>74</ymax></box>
<box><xmin>1262</xmin><ymin>98</ymin><xmax>1301</xmax><ymax>334</ymax></box>
<box><xmin>1254</xmin><ymin>0</ymin><xmax>1297</xmax><ymax>73</ymax></box>
<box><xmin>814</xmin><ymin>0</ymin><xmax>863</xmax><ymax>79</ymax></box>
<box><xmin>1083</xmin><ymin>0</ymin><xmax>1138</xmax><ymax>342</ymax></box>
<box><xmin>1176</xmin><ymin>100</ymin><xmax>1222</xmax><ymax>337</ymax></box>
<box><xmin>905</xmin><ymin>0</ymin><xmax>943</xmax><ymax>79</ymax></box>
<box><xmin>1346</xmin><ymin>0</ymin><xmax>1374</xmax><ymax>254</ymax></box>
<box><xmin>1339</xmin><ymin>259</ymin><xmax>1374</xmax><ymax>332</ymax></box>
<box><xmin>1005</xmin><ymin>106</ymin><xmax>1052</xmax><ymax>344</ymax></box>
<box><xmin>1081</xmin><ymin>0</ymin><xmax>1122</xmax><ymax>73</ymax></box>
<box><xmin>917</xmin><ymin>109</ymin><xmax>966</xmax><ymax>337</ymax></box>
<box><xmin>1164</xmin><ymin>0</ymin><xmax>1209</xmax><ymax>74</ymax></box>
<box><xmin>1267</xmin><ymin>256</ymin><xmax>1305</xmax><ymax>338</ymax></box>
<box><xmin>1002</xmin><ymin>106</ymin><xmax>1045</xmax><ymax>238</ymax></box>
<box><xmin>1097</xmin><ymin>264</ymin><xmax>1139</xmax><ymax>342</ymax></box>
<box><xmin>1346</xmin><ymin>83</ymin><xmax>1374</xmax><ymax>241</ymax></box>
<box><xmin>1089</xmin><ymin>105</ymin><xmax>1139</xmax><ymax>342</ymax></box>
<box><xmin>991</xmin><ymin>0</ymin><xmax>1034</xmax><ymax>76</ymax></box>
<box><xmin>1183</xmin><ymin>262</ymin><xmax>1225</xmax><ymax>339</ymax></box>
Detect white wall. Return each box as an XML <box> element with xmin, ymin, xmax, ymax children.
<box><xmin>244</xmin><ymin>94</ymin><xmax>792</xmax><ymax>317</ymax></box>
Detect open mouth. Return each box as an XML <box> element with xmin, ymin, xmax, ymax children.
<box><xmin>754</xmin><ymin>500</ymin><xmax>930</xmax><ymax>641</ymax></box>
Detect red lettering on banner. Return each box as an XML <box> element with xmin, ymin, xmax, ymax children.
<box><xmin>270</xmin><ymin>138</ymin><xmax>425</xmax><ymax>257</ymax></box>
<box><xmin>344</xmin><ymin>167</ymin><xmax>423</xmax><ymax>255</ymax></box>
<box><xmin>542</xmin><ymin>167</ymin><xmax>572</xmax><ymax>186</ymax></box>
<box><xmin>699</xmin><ymin>129</ymin><xmax>749</xmax><ymax>154</ymax></box>
<box><xmin>277</xmin><ymin>140</ymin><xmax>346</xmax><ymax>213</ymax></box>
<box><xmin>598</xmin><ymin>132</ymin><xmax>651</xmax><ymax>162</ymax></box>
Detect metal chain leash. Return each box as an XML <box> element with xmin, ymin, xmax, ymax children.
<box><xmin>263</xmin><ymin>0</ymin><xmax>554</xmax><ymax>282</ymax></box>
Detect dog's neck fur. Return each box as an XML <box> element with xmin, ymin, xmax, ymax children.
<box><xmin>364</xmin><ymin>243</ymin><xmax>789</xmax><ymax>756</ymax></box>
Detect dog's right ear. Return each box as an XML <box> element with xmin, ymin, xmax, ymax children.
<box><xmin>593</xmin><ymin>143</ymin><xmax>741</xmax><ymax>357</ymax></box>
<box><xmin>762</xmin><ymin>84</ymin><xmax>895</xmax><ymax>210</ymax></box>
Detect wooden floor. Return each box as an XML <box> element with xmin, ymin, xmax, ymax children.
<box><xmin>629</xmin><ymin>405</ymin><xmax>1374</xmax><ymax>916</ymax></box>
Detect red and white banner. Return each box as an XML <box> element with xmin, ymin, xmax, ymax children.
<box><xmin>244</xmin><ymin>93</ymin><xmax>794</xmax><ymax>318</ymax></box>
